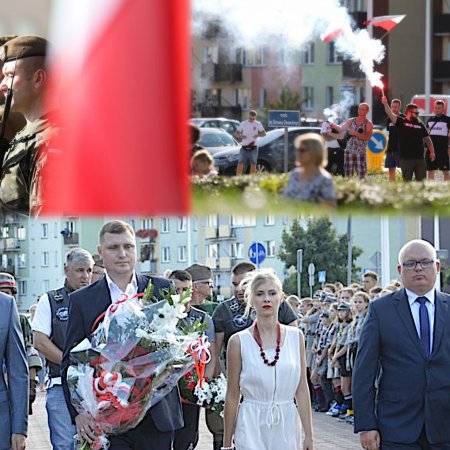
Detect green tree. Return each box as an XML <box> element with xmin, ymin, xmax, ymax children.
<box><xmin>278</xmin><ymin>217</ymin><xmax>362</xmax><ymax>297</ymax></box>
<box><xmin>265</xmin><ymin>86</ymin><xmax>303</xmax><ymax>112</ymax></box>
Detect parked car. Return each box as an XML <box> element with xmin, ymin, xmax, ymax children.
<box><xmin>213</xmin><ymin>126</ymin><xmax>321</xmax><ymax>175</ymax></box>
<box><xmin>191</xmin><ymin>117</ymin><xmax>241</xmax><ymax>135</ymax></box>
<box><xmin>196</xmin><ymin>127</ymin><xmax>241</xmax><ymax>156</ymax></box>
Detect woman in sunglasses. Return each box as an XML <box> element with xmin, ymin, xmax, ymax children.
<box><xmin>283</xmin><ymin>133</ymin><xmax>336</xmax><ymax>206</ymax></box>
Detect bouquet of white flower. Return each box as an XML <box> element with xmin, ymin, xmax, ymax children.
<box><xmin>67</xmin><ymin>283</ymin><xmax>201</xmax><ymax>449</ymax></box>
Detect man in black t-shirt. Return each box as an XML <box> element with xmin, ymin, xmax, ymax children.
<box><xmin>426</xmin><ymin>99</ymin><xmax>450</xmax><ymax>181</ymax></box>
<box><xmin>382</xmin><ymin>97</ymin><xmax>435</xmax><ymax>181</ymax></box>
<box><xmin>384</xmin><ymin>99</ymin><xmax>405</xmax><ymax>182</ymax></box>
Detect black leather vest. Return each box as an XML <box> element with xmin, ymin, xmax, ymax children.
<box><xmin>48</xmin><ymin>287</ymin><xmax>70</xmax><ymax>378</ymax></box>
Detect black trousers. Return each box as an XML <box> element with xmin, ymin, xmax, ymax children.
<box><xmin>399</xmin><ymin>158</ymin><xmax>426</xmax><ymax>181</ymax></box>
<box><xmin>109</xmin><ymin>412</ymin><xmax>174</xmax><ymax>450</ymax></box>
<box><xmin>173</xmin><ymin>403</ymin><xmax>200</xmax><ymax>450</ymax></box>
<box><xmin>382</xmin><ymin>428</ymin><xmax>450</xmax><ymax>450</ymax></box>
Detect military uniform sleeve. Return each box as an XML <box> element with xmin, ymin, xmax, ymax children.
<box><xmin>212</xmin><ymin>303</ymin><xmax>226</xmax><ymax>333</ymax></box>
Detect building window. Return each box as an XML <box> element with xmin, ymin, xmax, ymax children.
<box><xmin>18</xmin><ymin>253</ymin><xmax>26</xmax><ymax>268</ymax></box>
<box><xmin>240</xmin><ymin>48</ymin><xmax>264</xmax><ymax>66</ymax></box>
<box><xmin>177</xmin><ymin>217</ymin><xmax>187</xmax><ymax>232</ymax></box>
<box><xmin>326</xmin><ymin>86</ymin><xmax>334</xmax><ymax>107</ymax></box>
<box><xmin>17</xmin><ymin>226</ymin><xmax>26</xmax><ymax>240</ymax></box>
<box><xmin>65</xmin><ymin>220</ymin><xmax>76</xmax><ymax>235</ymax></box>
<box><xmin>141</xmin><ymin>218</ymin><xmax>152</xmax><ymax>230</ymax></box>
<box><xmin>192</xmin><ymin>216</ymin><xmax>198</xmax><ymax>232</ymax></box>
<box><xmin>266</xmin><ymin>240</ymin><xmax>276</xmax><ymax>257</ymax></box>
<box><xmin>231</xmin><ymin>215</ymin><xmax>256</xmax><ymax>227</ymax></box>
<box><xmin>207</xmin><ymin>244</ymin><xmax>219</xmax><ymax>258</ymax></box>
<box><xmin>301</xmin><ymin>87</ymin><xmax>314</xmax><ymax>110</ymax></box>
<box><xmin>259</xmin><ymin>88</ymin><xmax>267</xmax><ymax>108</ymax></box>
<box><xmin>42</xmin><ymin>223</ymin><xmax>49</xmax><ymax>238</ymax></box>
<box><xmin>193</xmin><ymin>245</ymin><xmax>199</xmax><ymax>262</ymax></box>
<box><xmin>264</xmin><ymin>215</ymin><xmax>275</xmax><ymax>226</ymax></box>
<box><xmin>237</xmin><ymin>88</ymin><xmax>252</xmax><ymax>110</ymax></box>
<box><xmin>42</xmin><ymin>280</ymin><xmax>50</xmax><ymax>292</ymax></box>
<box><xmin>1</xmin><ymin>226</ymin><xmax>9</xmax><ymax>238</ymax></box>
<box><xmin>207</xmin><ymin>215</ymin><xmax>218</xmax><ymax>227</ymax></box>
<box><xmin>231</xmin><ymin>242</ymin><xmax>244</xmax><ymax>259</ymax></box>
<box><xmin>161</xmin><ymin>217</ymin><xmax>170</xmax><ymax>233</ymax></box>
<box><xmin>203</xmin><ymin>46</ymin><xmax>218</xmax><ymax>64</ymax></box>
<box><xmin>42</xmin><ymin>251</ymin><xmax>50</xmax><ymax>267</ymax></box>
<box><xmin>162</xmin><ymin>247</ymin><xmax>171</xmax><ymax>263</ymax></box>
<box><xmin>178</xmin><ymin>246</ymin><xmax>187</xmax><ymax>262</ymax></box>
<box><xmin>18</xmin><ymin>280</ymin><xmax>27</xmax><ymax>295</ymax></box>
<box><xmin>55</xmin><ymin>251</ymin><xmax>59</xmax><ymax>267</ymax></box>
<box><xmin>302</xmin><ymin>42</ymin><xmax>315</xmax><ymax>64</ymax></box>
<box><xmin>328</xmin><ymin>41</ymin><xmax>343</xmax><ymax>64</ymax></box>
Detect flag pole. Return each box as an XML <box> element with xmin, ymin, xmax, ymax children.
<box><xmin>364</xmin><ymin>0</ymin><xmax>373</xmax><ymax>120</ymax></box>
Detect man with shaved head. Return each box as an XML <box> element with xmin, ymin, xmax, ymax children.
<box><xmin>353</xmin><ymin>239</ymin><xmax>450</xmax><ymax>450</ymax></box>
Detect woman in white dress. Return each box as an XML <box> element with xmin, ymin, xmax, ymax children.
<box><xmin>222</xmin><ymin>270</ymin><xmax>314</xmax><ymax>450</ymax></box>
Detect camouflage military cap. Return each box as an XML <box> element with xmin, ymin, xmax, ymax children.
<box><xmin>0</xmin><ymin>35</ymin><xmax>17</xmax><ymax>47</ymax></box>
<box><xmin>0</xmin><ymin>35</ymin><xmax>48</xmax><ymax>63</ymax></box>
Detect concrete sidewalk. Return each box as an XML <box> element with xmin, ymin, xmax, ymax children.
<box><xmin>28</xmin><ymin>390</ymin><xmax>361</xmax><ymax>449</ymax></box>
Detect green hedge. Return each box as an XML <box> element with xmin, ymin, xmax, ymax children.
<box><xmin>192</xmin><ymin>174</ymin><xmax>450</xmax><ymax>215</ymax></box>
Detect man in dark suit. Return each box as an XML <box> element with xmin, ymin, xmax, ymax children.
<box><xmin>61</xmin><ymin>220</ymin><xmax>183</xmax><ymax>450</ymax></box>
<box><xmin>353</xmin><ymin>239</ymin><xmax>450</xmax><ymax>450</ymax></box>
<box><xmin>0</xmin><ymin>291</ymin><xmax>28</xmax><ymax>450</ymax></box>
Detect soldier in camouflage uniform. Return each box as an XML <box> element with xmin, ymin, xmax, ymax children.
<box><xmin>0</xmin><ymin>35</ymin><xmax>59</xmax><ymax>216</ymax></box>
<box><xmin>0</xmin><ymin>272</ymin><xmax>42</xmax><ymax>414</ymax></box>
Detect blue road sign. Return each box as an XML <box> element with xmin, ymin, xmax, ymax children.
<box><xmin>318</xmin><ymin>271</ymin><xmax>326</xmax><ymax>283</ymax></box>
<box><xmin>367</xmin><ymin>130</ymin><xmax>388</xmax><ymax>155</ymax></box>
<box><xmin>248</xmin><ymin>242</ymin><xmax>266</xmax><ymax>265</ymax></box>
<box><xmin>268</xmin><ymin>110</ymin><xmax>300</xmax><ymax>127</ymax></box>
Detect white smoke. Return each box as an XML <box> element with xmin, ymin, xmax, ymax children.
<box><xmin>323</xmin><ymin>90</ymin><xmax>355</xmax><ymax>121</ymax></box>
<box><xmin>192</xmin><ymin>0</ymin><xmax>385</xmax><ymax>87</ymax></box>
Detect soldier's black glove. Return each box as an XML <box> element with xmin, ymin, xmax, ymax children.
<box><xmin>29</xmin><ymin>378</ymin><xmax>37</xmax><ymax>415</ymax></box>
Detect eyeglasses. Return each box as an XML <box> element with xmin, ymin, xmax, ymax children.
<box><xmin>402</xmin><ymin>258</ymin><xmax>435</xmax><ymax>270</ymax></box>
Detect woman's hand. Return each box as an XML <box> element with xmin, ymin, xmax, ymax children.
<box><xmin>303</xmin><ymin>435</ymin><xmax>314</xmax><ymax>450</ymax></box>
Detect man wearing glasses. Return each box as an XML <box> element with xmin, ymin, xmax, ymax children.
<box><xmin>185</xmin><ymin>263</ymin><xmax>217</xmax><ymax>316</ymax></box>
<box><xmin>382</xmin><ymin>96</ymin><xmax>435</xmax><ymax>181</ymax></box>
<box><xmin>353</xmin><ymin>239</ymin><xmax>450</xmax><ymax>450</ymax></box>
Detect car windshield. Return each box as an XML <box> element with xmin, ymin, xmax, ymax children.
<box><xmin>190</xmin><ymin>119</ymin><xmax>204</xmax><ymax>126</ymax></box>
<box><xmin>198</xmin><ymin>132</ymin><xmax>237</xmax><ymax>147</ymax></box>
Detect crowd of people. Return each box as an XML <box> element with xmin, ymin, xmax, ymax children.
<box><xmin>190</xmin><ymin>97</ymin><xmax>450</xmax><ymax>206</ymax></box>
<box><xmin>1</xmin><ymin>223</ymin><xmax>449</xmax><ymax>450</ymax></box>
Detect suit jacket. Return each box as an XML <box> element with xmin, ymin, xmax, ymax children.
<box><xmin>353</xmin><ymin>288</ymin><xmax>450</xmax><ymax>444</ymax></box>
<box><xmin>0</xmin><ymin>293</ymin><xmax>28</xmax><ymax>449</ymax></box>
<box><xmin>61</xmin><ymin>274</ymin><xmax>183</xmax><ymax>433</ymax></box>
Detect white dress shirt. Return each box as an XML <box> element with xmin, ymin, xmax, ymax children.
<box><xmin>405</xmin><ymin>288</ymin><xmax>435</xmax><ymax>352</ymax></box>
<box><xmin>105</xmin><ymin>272</ymin><xmax>138</xmax><ymax>303</ymax></box>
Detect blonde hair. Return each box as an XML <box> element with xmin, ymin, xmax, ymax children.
<box><xmin>243</xmin><ymin>269</ymin><xmax>283</xmax><ymax>316</ymax></box>
<box><xmin>294</xmin><ymin>133</ymin><xmax>327</xmax><ymax>167</ymax></box>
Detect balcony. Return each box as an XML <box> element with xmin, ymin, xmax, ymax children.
<box><xmin>138</xmin><ymin>260</ymin><xmax>158</xmax><ymax>274</ymax></box>
<box><xmin>205</xmin><ymin>225</ymin><xmax>235</xmax><ymax>240</ymax></box>
<box><xmin>0</xmin><ymin>238</ymin><xmax>20</xmax><ymax>251</ymax></box>
<box><xmin>200</xmin><ymin>105</ymin><xmax>242</xmax><ymax>120</ymax></box>
<box><xmin>342</xmin><ymin>60</ymin><xmax>365</xmax><ymax>80</ymax></box>
<box><xmin>0</xmin><ymin>265</ymin><xmax>15</xmax><ymax>274</ymax></box>
<box><xmin>434</xmin><ymin>14</ymin><xmax>450</xmax><ymax>35</ymax></box>
<box><xmin>2</xmin><ymin>214</ymin><xmax>22</xmax><ymax>224</ymax></box>
<box><xmin>201</xmin><ymin>63</ymin><xmax>242</xmax><ymax>83</ymax></box>
<box><xmin>434</xmin><ymin>61</ymin><xmax>450</xmax><ymax>81</ymax></box>
<box><xmin>219</xmin><ymin>257</ymin><xmax>231</xmax><ymax>270</ymax></box>
<box><xmin>63</xmin><ymin>232</ymin><xmax>79</xmax><ymax>246</ymax></box>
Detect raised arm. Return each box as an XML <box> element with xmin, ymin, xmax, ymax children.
<box><xmin>382</xmin><ymin>96</ymin><xmax>397</xmax><ymax>124</ymax></box>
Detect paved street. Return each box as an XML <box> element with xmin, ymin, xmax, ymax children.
<box><xmin>29</xmin><ymin>390</ymin><xmax>361</xmax><ymax>449</ymax></box>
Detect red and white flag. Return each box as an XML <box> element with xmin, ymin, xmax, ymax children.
<box><xmin>42</xmin><ymin>0</ymin><xmax>190</xmax><ymax>216</ymax></box>
<box><xmin>364</xmin><ymin>15</ymin><xmax>406</xmax><ymax>32</ymax></box>
<box><xmin>320</xmin><ymin>28</ymin><xmax>345</xmax><ymax>43</ymax></box>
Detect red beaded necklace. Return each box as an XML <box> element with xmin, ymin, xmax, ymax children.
<box><xmin>253</xmin><ymin>321</ymin><xmax>281</xmax><ymax>367</ymax></box>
